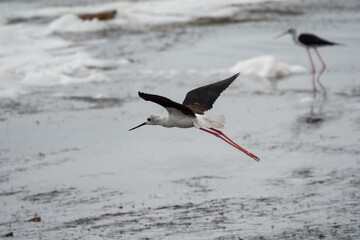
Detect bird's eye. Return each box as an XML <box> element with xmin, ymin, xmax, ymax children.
<box><xmin>147</xmin><ymin>118</ymin><xmax>151</xmax><ymax>122</ymax></box>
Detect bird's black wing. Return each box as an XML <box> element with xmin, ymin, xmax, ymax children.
<box><xmin>299</xmin><ymin>33</ymin><xmax>339</xmax><ymax>47</ymax></box>
<box><xmin>138</xmin><ymin>92</ymin><xmax>195</xmax><ymax>117</ymax></box>
<box><xmin>182</xmin><ymin>73</ymin><xmax>239</xmax><ymax>115</ymax></box>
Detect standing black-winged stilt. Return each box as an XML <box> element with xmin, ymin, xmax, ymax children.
<box><xmin>129</xmin><ymin>73</ymin><xmax>260</xmax><ymax>162</ymax></box>
<box><xmin>276</xmin><ymin>28</ymin><xmax>341</xmax><ymax>74</ymax></box>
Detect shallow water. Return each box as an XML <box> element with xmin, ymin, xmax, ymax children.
<box><xmin>0</xmin><ymin>0</ymin><xmax>360</xmax><ymax>239</ymax></box>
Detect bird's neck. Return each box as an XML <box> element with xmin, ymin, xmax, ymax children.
<box><xmin>155</xmin><ymin>115</ymin><xmax>168</xmax><ymax>127</ymax></box>
<box><xmin>290</xmin><ymin>31</ymin><xmax>301</xmax><ymax>46</ymax></box>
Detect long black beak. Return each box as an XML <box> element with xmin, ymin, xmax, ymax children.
<box><xmin>129</xmin><ymin>122</ymin><xmax>146</xmax><ymax>131</ymax></box>
<box><xmin>274</xmin><ymin>30</ymin><xmax>288</xmax><ymax>39</ymax></box>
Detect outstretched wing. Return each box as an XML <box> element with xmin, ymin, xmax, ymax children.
<box><xmin>138</xmin><ymin>92</ymin><xmax>195</xmax><ymax>117</ymax></box>
<box><xmin>182</xmin><ymin>73</ymin><xmax>239</xmax><ymax>115</ymax></box>
<box><xmin>299</xmin><ymin>33</ymin><xmax>339</xmax><ymax>47</ymax></box>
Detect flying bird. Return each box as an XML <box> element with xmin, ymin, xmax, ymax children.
<box><xmin>129</xmin><ymin>73</ymin><xmax>260</xmax><ymax>162</ymax></box>
<box><xmin>276</xmin><ymin>28</ymin><xmax>341</xmax><ymax>74</ymax></box>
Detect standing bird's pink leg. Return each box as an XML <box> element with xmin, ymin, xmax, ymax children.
<box><xmin>314</xmin><ymin>48</ymin><xmax>327</xmax><ymax>99</ymax></box>
<box><xmin>306</xmin><ymin>48</ymin><xmax>316</xmax><ymax>75</ymax></box>
<box><xmin>314</xmin><ymin>48</ymin><xmax>326</xmax><ymax>73</ymax></box>
<box><xmin>311</xmin><ymin>72</ymin><xmax>316</xmax><ymax>98</ymax></box>
<box><xmin>307</xmin><ymin>48</ymin><xmax>317</xmax><ymax>93</ymax></box>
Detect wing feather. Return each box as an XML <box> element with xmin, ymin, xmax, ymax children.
<box><xmin>182</xmin><ymin>73</ymin><xmax>239</xmax><ymax>114</ymax></box>
<box><xmin>299</xmin><ymin>33</ymin><xmax>339</xmax><ymax>47</ymax></box>
<box><xmin>138</xmin><ymin>92</ymin><xmax>195</xmax><ymax>117</ymax></box>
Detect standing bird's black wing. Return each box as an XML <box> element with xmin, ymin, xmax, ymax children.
<box><xmin>299</xmin><ymin>33</ymin><xmax>340</xmax><ymax>47</ymax></box>
<box><xmin>182</xmin><ymin>73</ymin><xmax>239</xmax><ymax>115</ymax></box>
<box><xmin>138</xmin><ymin>92</ymin><xmax>195</xmax><ymax>117</ymax></box>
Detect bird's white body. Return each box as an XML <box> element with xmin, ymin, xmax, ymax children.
<box><xmin>148</xmin><ymin>111</ymin><xmax>225</xmax><ymax>129</ymax></box>
<box><xmin>162</xmin><ymin>114</ymin><xmax>194</xmax><ymax>128</ymax></box>
<box><xmin>163</xmin><ymin>108</ymin><xmax>194</xmax><ymax>128</ymax></box>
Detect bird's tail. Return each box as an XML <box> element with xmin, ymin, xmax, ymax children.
<box><xmin>195</xmin><ymin>115</ymin><xmax>225</xmax><ymax>129</ymax></box>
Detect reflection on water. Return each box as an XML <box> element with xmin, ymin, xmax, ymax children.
<box><xmin>304</xmin><ymin>71</ymin><xmax>327</xmax><ymax>125</ymax></box>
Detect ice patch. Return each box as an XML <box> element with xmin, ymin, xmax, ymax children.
<box><xmin>229</xmin><ymin>55</ymin><xmax>307</xmax><ymax>79</ymax></box>
<box><xmin>22</xmin><ymin>70</ymin><xmax>108</xmax><ymax>86</ymax></box>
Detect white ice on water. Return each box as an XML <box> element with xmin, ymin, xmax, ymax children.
<box><xmin>22</xmin><ymin>70</ymin><xmax>108</xmax><ymax>86</ymax></box>
<box><xmin>46</xmin><ymin>14</ymin><xmax>110</xmax><ymax>34</ymax></box>
<box><xmin>0</xmin><ymin>0</ymin><xmax>292</xmax><ymax>99</ymax></box>
<box><xmin>230</xmin><ymin>55</ymin><xmax>307</xmax><ymax>79</ymax></box>
<box><xmin>5</xmin><ymin>0</ymin><xmax>285</xmax><ymax>33</ymax></box>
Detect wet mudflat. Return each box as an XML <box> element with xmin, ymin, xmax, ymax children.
<box><xmin>0</xmin><ymin>0</ymin><xmax>359</xmax><ymax>239</ymax></box>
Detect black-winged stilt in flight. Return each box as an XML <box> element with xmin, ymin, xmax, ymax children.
<box><xmin>276</xmin><ymin>28</ymin><xmax>341</xmax><ymax>74</ymax></box>
<box><xmin>129</xmin><ymin>73</ymin><xmax>260</xmax><ymax>162</ymax></box>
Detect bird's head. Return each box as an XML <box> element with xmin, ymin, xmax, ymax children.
<box><xmin>275</xmin><ymin>28</ymin><xmax>296</xmax><ymax>39</ymax></box>
<box><xmin>287</xmin><ymin>28</ymin><xmax>296</xmax><ymax>35</ymax></box>
<box><xmin>128</xmin><ymin>114</ymin><xmax>163</xmax><ymax>131</ymax></box>
<box><xmin>145</xmin><ymin>114</ymin><xmax>163</xmax><ymax>126</ymax></box>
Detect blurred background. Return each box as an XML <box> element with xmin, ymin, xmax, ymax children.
<box><xmin>0</xmin><ymin>0</ymin><xmax>359</xmax><ymax>239</ymax></box>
